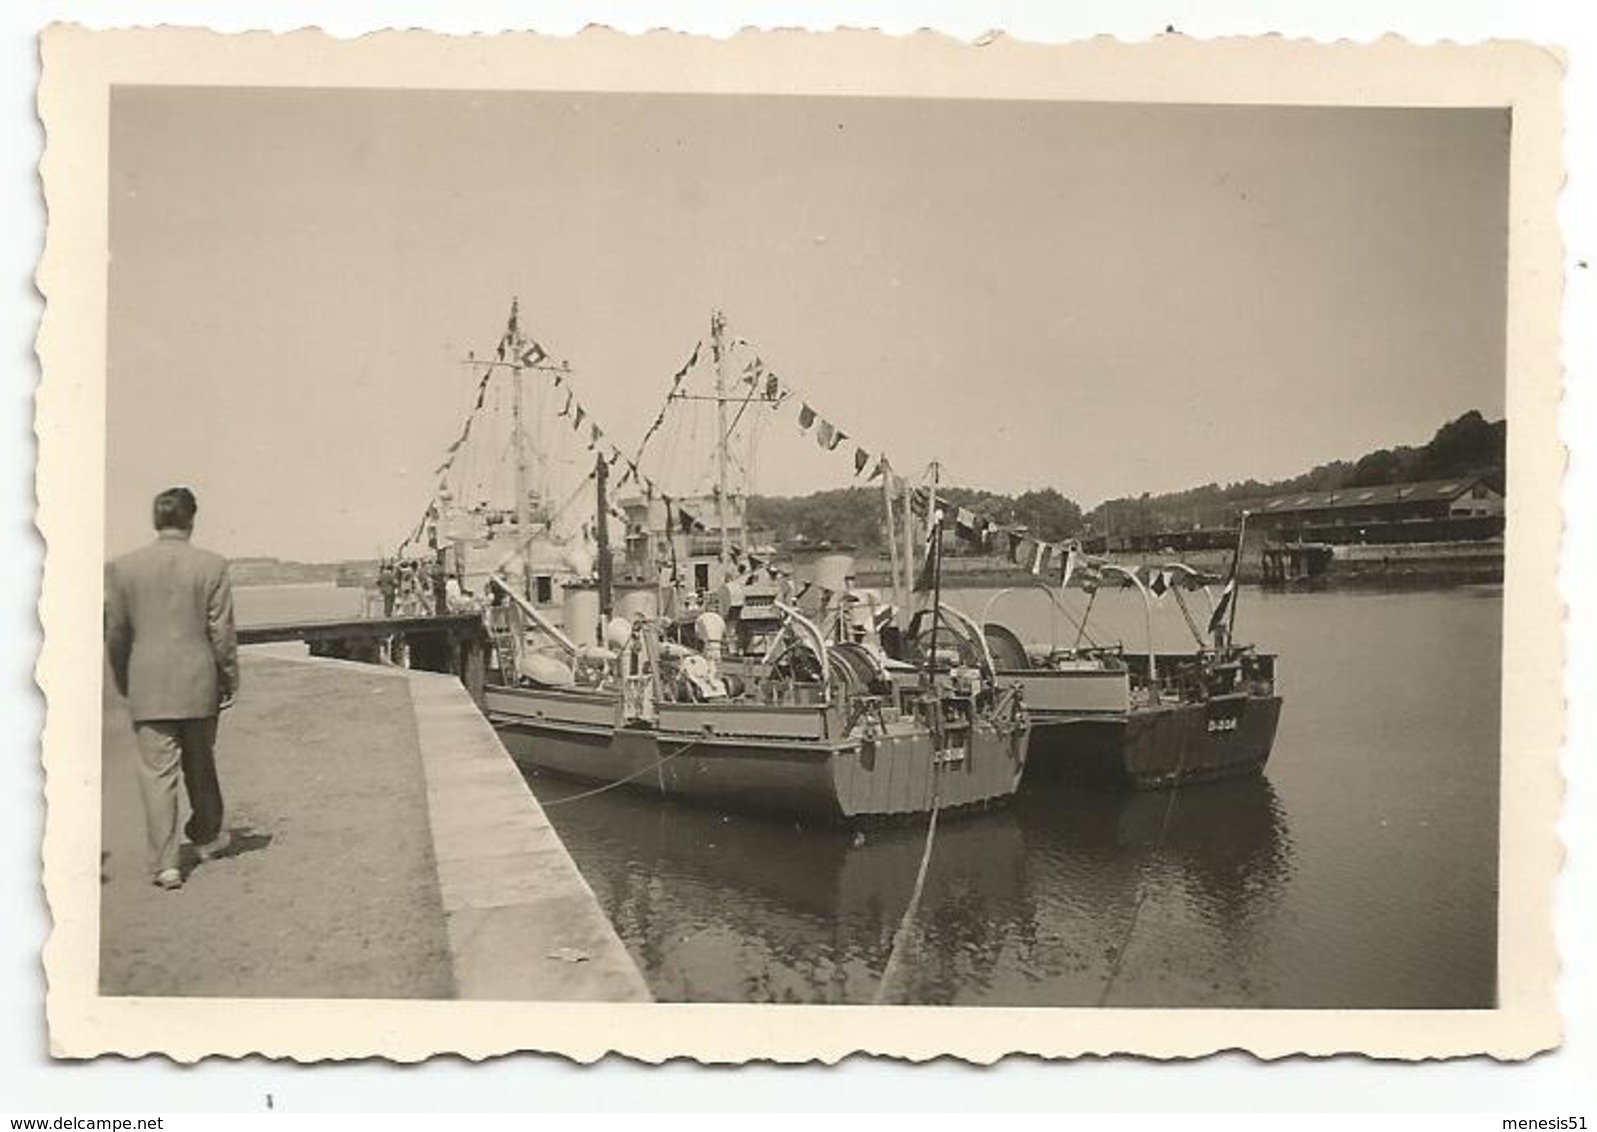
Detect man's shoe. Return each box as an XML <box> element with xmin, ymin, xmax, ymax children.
<box><xmin>153</xmin><ymin>868</ymin><xmax>183</xmax><ymax>890</ymax></box>
<box><xmin>196</xmin><ymin>830</ymin><xmax>232</xmax><ymax>861</ymax></box>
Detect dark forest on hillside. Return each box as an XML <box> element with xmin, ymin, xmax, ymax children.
<box><xmin>746</xmin><ymin>410</ymin><xmax>1506</xmax><ymax>551</ymax></box>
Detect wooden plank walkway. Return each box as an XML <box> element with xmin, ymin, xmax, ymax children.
<box><xmin>236</xmin><ymin>612</ymin><xmax>485</xmax><ymax>645</ymax></box>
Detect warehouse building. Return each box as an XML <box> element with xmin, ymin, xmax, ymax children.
<box><xmin>1251</xmin><ymin>475</ymin><xmax>1504</xmax><ymax>544</ymax></box>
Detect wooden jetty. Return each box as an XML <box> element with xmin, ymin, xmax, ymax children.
<box><xmin>237</xmin><ymin>612</ymin><xmax>492</xmax><ymax>705</ymax></box>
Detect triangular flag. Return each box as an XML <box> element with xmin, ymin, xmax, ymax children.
<box><xmin>853</xmin><ymin>448</ymin><xmax>870</xmax><ymax>475</ymax></box>
<box><xmin>1060</xmin><ymin>543</ymin><xmax>1080</xmax><ymax>589</ymax></box>
<box><xmin>1209</xmin><ymin>558</ymin><xmax>1238</xmax><ymax>636</ymax></box>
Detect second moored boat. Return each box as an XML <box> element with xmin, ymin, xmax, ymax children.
<box><xmin>981</xmin><ymin>542</ymin><xmax>1283</xmax><ymax>790</ymax></box>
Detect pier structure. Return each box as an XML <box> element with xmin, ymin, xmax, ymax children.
<box><xmin>237</xmin><ymin>612</ymin><xmax>492</xmax><ymax>705</ymax></box>
<box><xmin>100</xmin><ymin>648</ymin><xmax>650</xmax><ymax>1002</ymax></box>
<box><xmin>1260</xmin><ymin>542</ymin><xmax>1335</xmax><ymax>585</ymax></box>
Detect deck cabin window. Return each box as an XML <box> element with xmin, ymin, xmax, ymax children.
<box><xmin>535</xmin><ymin>575</ymin><xmax>554</xmax><ymax>605</ymax></box>
<box><xmin>694</xmin><ymin>562</ymin><xmax>711</xmax><ymax>592</ymax></box>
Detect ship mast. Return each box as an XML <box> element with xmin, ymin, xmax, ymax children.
<box><xmin>925</xmin><ymin>460</ymin><xmax>943</xmax><ymax>685</ymax></box>
<box><xmin>508</xmin><ymin>299</ymin><xmax>533</xmax><ymax>599</ymax></box>
<box><xmin>711</xmin><ymin>308</ymin><xmax>731</xmax><ymax>577</ymax></box>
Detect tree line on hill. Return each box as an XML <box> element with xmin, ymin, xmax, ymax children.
<box><xmin>745</xmin><ymin>409</ymin><xmax>1506</xmax><ymax>552</ymax></box>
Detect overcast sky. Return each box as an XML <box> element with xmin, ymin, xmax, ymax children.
<box><xmin>106</xmin><ymin>89</ymin><xmax>1508</xmax><ymax>561</ymax></box>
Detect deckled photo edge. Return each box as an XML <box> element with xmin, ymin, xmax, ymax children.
<box><xmin>35</xmin><ymin>25</ymin><xmax>1566</xmax><ymax>1064</ymax></box>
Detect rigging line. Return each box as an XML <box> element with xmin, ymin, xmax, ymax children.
<box><xmin>631</xmin><ymin>340</ymin><xmax>705</xmax><ymax>471</ymax></box>
<box><xmin>1172</xmin><ymin>587</ymin><xmax>1207</xmax><ymax>649</ymax></box>
<box><xmin>544</xmin><ymin>473</ymin><xmax>597</xmax><ymax>534</ymax></box>
<box><xmin>1072</xmin><ymin>588</ymin><xmax>1099</xmax><ymax>652</ymax></box>
<box><xmin>720</xmin><ymin>361</ymin><xmax>767</xmax><ymax>458</ymax></box>
<box><xmin>1095</xmin><ymin>742</ymin><xmax>1190</xmax><ymax>1008</ymax></box>
<box><xmin>538</xmin><ymin>735</ymin><xmax>709</xmax><ymax>807</ymax></box>
<box><xmin>1017</xmin><ymin>580</ymin><xmax>1099</xmax><ymax>653</ymax></box>
<box><xmin>757</xmin><ymin>351</ymin><xmax>1071</xmax><ymax>574</ymax></box>
<box><xmin>537</xmin><ymin>365</ymin><xmax>637</xmax><ymax>476</ymax></box>
<box><xmin>719</xmin><ymin>383</ymin><xmax>766</xmax><ymax>488</ymax></box>
<box><xmin>872</xmin><ymin>774</ymin><xmax>943</xmax><ymax>1006</ymax></box>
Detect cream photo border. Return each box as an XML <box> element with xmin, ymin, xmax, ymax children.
<box><xmin>35</xmin><ymin>26</ymin><xmax>1565</xmax><ymax>1062</ymax></box>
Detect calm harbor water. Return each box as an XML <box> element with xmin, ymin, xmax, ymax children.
<box><xmin>524</xmin><ymin>585</ymin><xmax>1502</xmax><ymax>1008</ymax></box>
<box><xmin>234</xmin><ymin>582</ymin><xmax>367</xmax><ymax>627</ymax></box>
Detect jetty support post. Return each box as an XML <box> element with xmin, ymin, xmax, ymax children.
<box><xmin>456</xmin><ymin>628</ymin><xmax>488</xmax><ymax>708</ymax></box>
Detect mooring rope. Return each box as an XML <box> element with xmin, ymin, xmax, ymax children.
<box><xmin>872</xmin><ymin>784</ymin><xmax>943</xmax><ymax>1006</ymax></box>
<box><xmin>1095</xmin><ymin>739</ymin><xmax>1191</xmax><ymax>1007</ymax></box>
<box><xmin>538</xmin><ymin>735</ymin><xmax>707</xmax><ymax>808</ymax></box>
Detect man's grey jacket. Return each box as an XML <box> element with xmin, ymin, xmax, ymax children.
<box><xmin>105</xmin><ymin>531</ymin><xmax>239</xmax><ymax>722</ymax></box>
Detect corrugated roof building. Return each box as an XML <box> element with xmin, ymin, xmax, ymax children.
<box><xmin>1253</xmin><ymin>475</ymin><xmax>1503</xmax><ymax>532</ymax></box>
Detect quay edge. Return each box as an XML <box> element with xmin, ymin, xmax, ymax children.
<box><xmin>250</xmin><ymin>649</ymin><xmax>652</xmax><ymax>1002</ymax></box>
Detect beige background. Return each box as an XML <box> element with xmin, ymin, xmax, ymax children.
<box><xmin>37</xmin><ymin>27</ymin><xmax>1564</xmax><ymax>1063</ymax></box>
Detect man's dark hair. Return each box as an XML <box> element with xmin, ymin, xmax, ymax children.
<box><xmin>152</xmin><ymin>487</ymin><xmax>198</xmax><ymax>531</ymax></box>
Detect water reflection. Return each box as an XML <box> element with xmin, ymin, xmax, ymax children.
<box><xmin>1001</xmin><ymin>777</ymin><xmax>1293</xmax><ymax>1006</ymax></box>
<box><xmin>528</xmin><ymin>773</ymin><xmax>1029</xmax><ymax>1003</ymax></box>
<box><xmin>527</xmin><ymin>769</ymin><xmax>1293</xmax><ymax>1006</ymax></box>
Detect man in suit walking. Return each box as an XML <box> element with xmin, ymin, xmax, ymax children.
<box><xmin>105</xmin><ymin>487</ymin><xmax>240</xmax><ymax>890</ymax></box>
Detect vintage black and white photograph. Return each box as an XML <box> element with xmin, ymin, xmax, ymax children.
<box><xmin>37</xmin><ymin>28</ymin><xmax>1563</xmax><ymax>1062</ymax></box>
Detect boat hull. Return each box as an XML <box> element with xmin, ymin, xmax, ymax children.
<box><xmin>1024</xmin><ymin>694</ymin><xmax>1283</xmax><ymax>790</ymax></box>
<box><xmin>486</xmin><ymin>684</ymin><xmax>1029</xmax><ymax>823</ymax></box>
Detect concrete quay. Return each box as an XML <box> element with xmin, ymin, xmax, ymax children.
<box><xmin>100</xmin><ymin>649</ymin><xmax>649</xmax><ymax>1002</ymax></box>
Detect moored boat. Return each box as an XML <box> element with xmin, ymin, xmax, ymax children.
<box><xmin>990</xmin><ymin>641</ymin><xmax>1282</xmax><ymax>789</ymax></box>
<box><xmin>486</xmin><ymin>578</ymin><xmax>1029</xmax><ymax>823</ymax></box>
<box><xmin>982</xmin><ymin>539</ymin><xmax>1283</xmax><ymax>790</ymax></box>
<box><xmin>466</xmin><ymin>306</ymin><xmax>1030</xmax><ymax>823</ymax></box>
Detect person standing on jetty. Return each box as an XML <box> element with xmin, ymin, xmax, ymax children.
<box><xmin>104</xmin><ymin>487</ymin><xmax>239</xmax><ymax>891</ymax></box>
<box><xmin>376</xmin><ymin>558</ymin><xmax>397</xmax><ymax>617</ymax></box>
